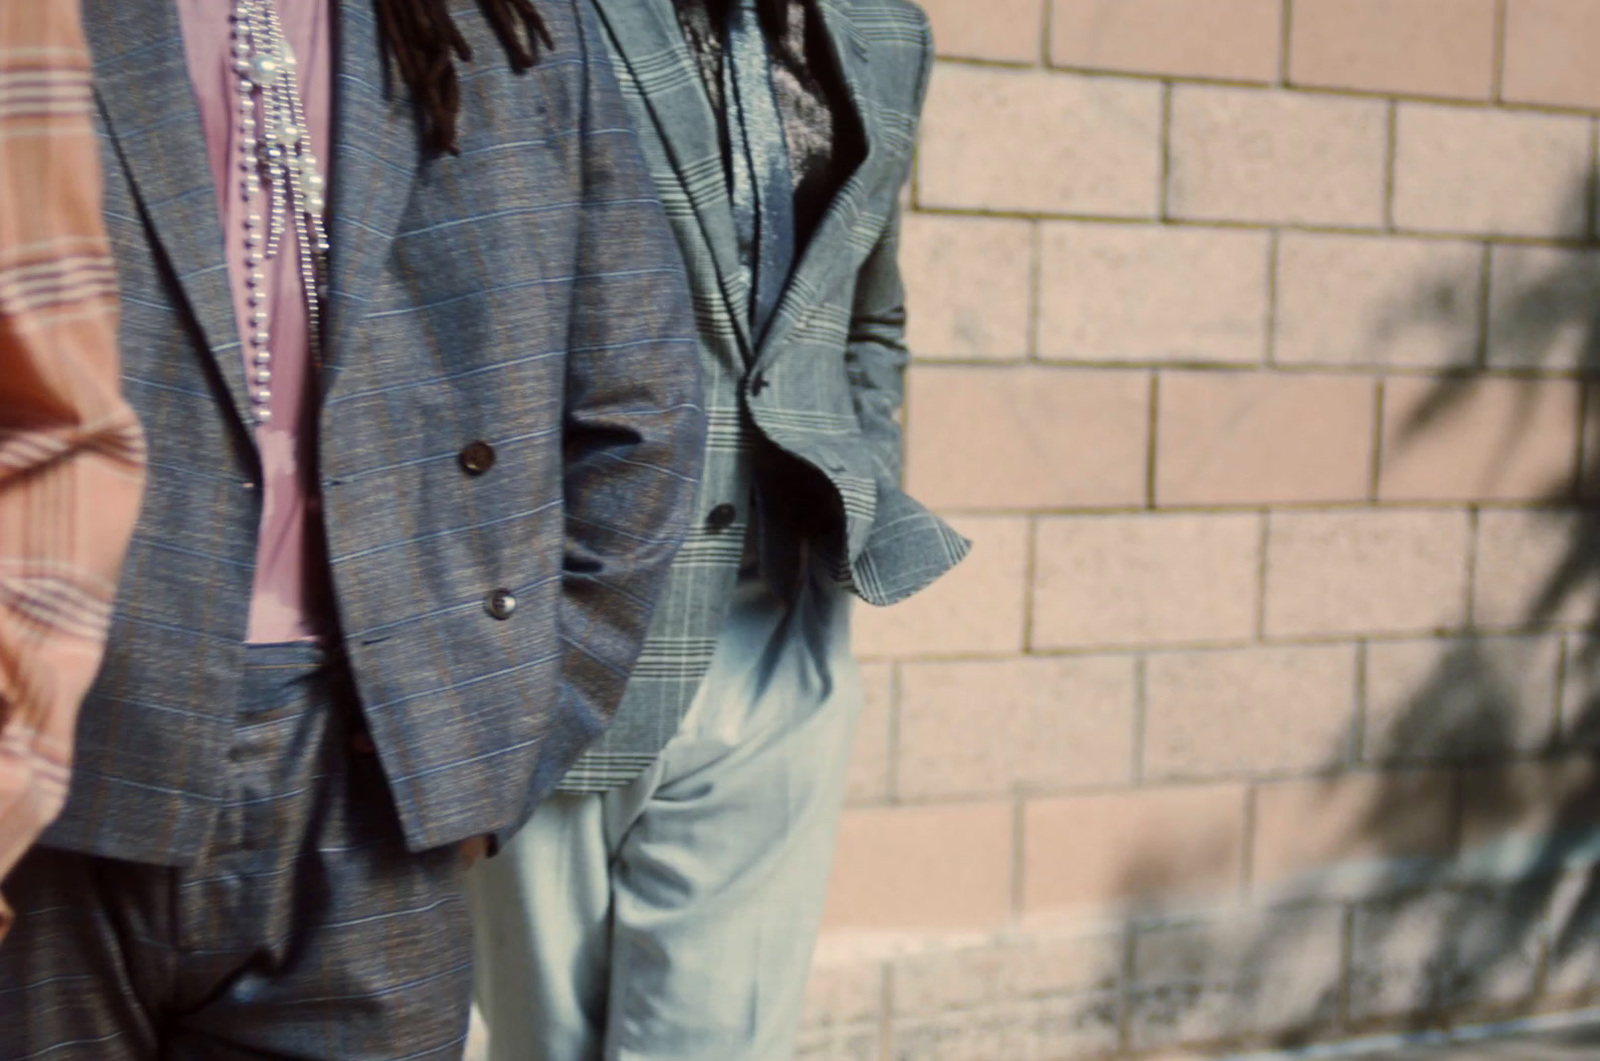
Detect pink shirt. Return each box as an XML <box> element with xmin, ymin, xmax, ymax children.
<box><xmin>177</xmin><ymin>0</ymin><xmax>335</xmax><ymax>643</ymax></box>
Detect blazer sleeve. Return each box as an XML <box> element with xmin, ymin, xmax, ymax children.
<box><xmin>843</xmin><ymin>13</ymin><xmax>935</xmax><ymax>486</ymax></box>
<box><xmin>844</xmin><ymin>200</ymin><xmax>911</xmax><ymax>485</ymax></box>
<box><xmin>500</xmin><ymin>0</ymin><xmax>705</xmax><ymax>845</ymax></box>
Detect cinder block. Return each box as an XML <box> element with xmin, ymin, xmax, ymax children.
<box><xmin>854</xmin><ymin>516</ymin><xmax>1030</xmax><ymax>659</ymax></box>
<box><xmin>922</xmin><ymin>0</ymin><xmax>1045</xmax><ymax>63</ymax></box>
<box><xmin>803</xmin><ymin>960</ymin><xmax>886</xmax><ymax>1030</ymax></box>
<box><xmin>1394</xmin><ymin>103</ymin><xmax>1593</xmax><ymax>239</ymax></box>
<box><xmin>1050</xmin><ymin>0</ymin><xmax>1281</xmax><ymax>82</ymax></box>
<box><xmin>892</xmin><ymin>932</ymin><xmax>1124</xmax><ymax>1015</ymax></box>
<box><xmin>888</xmin><ymin>995</ymin><xmax>1121</xmax><ymax>1061</ymax></box>
<box><xmin>1156</xmin><ymin>371</ymin><xmax>1376</xmax><ymax>506</ymax></box>
<box><xmin>905</xmin><ymin>365</ymin><xmax>1149</xmax><ymax>510</ymax></box>
<box><xmin>1127</xmin><ymin>907</ymin><xmax>1345</xmax><ymax>1050</ymax></box>
<box><xmin>1289</xmin><ymin>0</ymin><xmax>1498</xmax><ymax>100</ymax></box>
<box><xmin>1168</xmin><ymin>86</ymin><xmax>1389</xmax><ymax>227</ymax></box>
<box><xmin>1032</xmin><ymin>514</ymin><xmax>1260</xmax><ymax>650</ymax></box>
<box><xmin>1458</xmin><ymin>756</ymin><xmax>1600</xmax><ymax>861</ymax></box>
<box><xmin>897</xmin><ymin>656</ymin><xmax>1137</xmax><ymax>800</ymax></box>
<box><xmin>1543</xmin><ymin>866</ymin><xmax>1600</xmax><ymax>997</ymax></box>
<box><xmin>1349</xmin><ymin>887</ymin><xmax>1543</xmax><ymax>1019</ymax></box>
<box><xmin>903</xmin><ymin>216</ymin><xmax>1033</xmax><ymax>362</ymax></box>
<box><xmin>1142</xmin><ymin>645</ymin><xmax>1359</xmax><ymax>781</ymax></box>
<box><xmin>1264</xmin><ymin>509</ymin><xmax>1472</xmax><ymax>637</ymax></box>
<box><xmin>1587</xmin><ymin>383</ymin><xmax>1600</xmax><ymax>501</ymax></box>
<box><xmin>1251</xmin><ymin>770</ymin><xmax>1457</xmax><ymax>896</ymax></box>
<box><xmin>1016</xmin><ymin>995</ymin><xmax>1124</xmax><ymax>1061</ymax></box>
<box><xmin>1503</xmin><ymin>0</ymin><xmax>1600</xmax><ymax>110</ymax></box>
<box><xmin>848</xmin><ymin>663</ymin><xmax>894</xmax><ymax>805</ymax></box>
<box><xmin>794</xmin><ymin>1024</ymin><xmax>881</xmax><ymax>1061</ymax></box>
<box><xmin>919</xmin><ymin>65</ymin><xmax>1163</xmax><ymax>217</ymax></box>
<box><xmin>1132</xmin><ymin>908</ymin><xmax>1340</xmax><ymax>984</ymax></box>
<box><xmin>1037</xmin><ymin>223</ymin><xmax>1268</xmax><ymax>365</ymax></box>
<box><xmin>1363</xmin><ymin>636</ymin><xmax>1562</xmax><ymax>762</ymax></box>
<box><xmin>889</xmin><ymin>1009</ymin><xmax>1023</xmax><ymax>1061</ymax></box>
<box><xmin>825</xmin><ymin>802</ymin><xmax>1014</xmax><ymax>930</ymax></box>
<box><xmin>1274</xmin><ymin>232</ymin><xmax>1483</xmax><ymax>370</ymax></box>
<box><xmin>1378</xmin><ymin>376</ymin><xmax>1583</xmax><ymax>502</ymax></box>
<box><xmin>1472</xmin><ymin>508</ymin><xmax>1599</xmax><ymax>629</ymax></box>
<box><xmin>1023</xmin><ymin>785</ymin><xmax>1248</xmax><ymax>915</ymax></box>
<box><xmin>1561</xmin><ymin>631</ymin><xmax>1600</xmax><ymax>747</ymax></box>
<box><xmin>1486</xmin><ymin>245</ymin><xmax>1600</xmax><ymax>372</ymax></box>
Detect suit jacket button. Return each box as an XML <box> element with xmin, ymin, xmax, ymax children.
<box><xmin>706</xmin><ymin>503</ymin><xmax>737</xmax><ymax>531</ymax></box>
<box><xmin>459</xmin><ymin>441</ymin><xmax>496</xmax><ymax>476</ymax></box>
<box><xmin>485</xmin><ymin>589</ymin><xmax>517</xmax><ymax>620</ymax></box>
<box><xmin>748</xmin><ymin>372</ymin><xmax>768</xmax><ymax>397</ymax></box>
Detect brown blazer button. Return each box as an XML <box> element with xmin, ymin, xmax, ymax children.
<box><xmin>459</xmin><ymin>441</ymin><xmax>496</xmax><ymax>476</ymax></box>
<box><xmin>485</xmin><ymin>589</ymin><xmax>517</xmax><ymax>620</ymax></box>
<box><xmin>706</xmin><ymin>503</ymin><xmax>737</xmax><ymax>532</ymax></box>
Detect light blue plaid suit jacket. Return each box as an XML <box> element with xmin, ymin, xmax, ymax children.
<box><xmin>45</xmin><ymin>0</ymin><xmax>705</xmax><ymax>863</ymax></box>
<box><xmin>561</xmin><ymin>0</ymin><xmax>968</xmax><ymax>790</ymax></box>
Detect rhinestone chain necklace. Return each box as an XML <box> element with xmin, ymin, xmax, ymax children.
<box><xmin>231</xmin><ymin>0</ymin><xmax>328</xmax><ymax>426</ymax></box>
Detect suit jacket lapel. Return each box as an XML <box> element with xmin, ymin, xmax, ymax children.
<box><xmin>589</xmin><ymin>0</ymin><xmax>752</xmax><ymax>353</ymax></box>
<box><xmin>322</xmin><ymin>0</ymin><xmax>422</xmax><ymax>383</ymax></box>
<box><xmin>755</xmin><ymin>0</ymin><xmax>882</xmax><ymax>368</ymax></box>
<box><xmin>84</xmin><ymin>0</ymin><xmax>254</xmax><ymax>428</ymax></box>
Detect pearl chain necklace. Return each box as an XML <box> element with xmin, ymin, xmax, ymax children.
<box><xmin>231</xmin><ymin>0</ymin><xmax>328</xmax><ymax>426</ymax></box>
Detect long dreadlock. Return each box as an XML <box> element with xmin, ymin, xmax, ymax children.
<box><xmin>375</xmin><ymin>0</ymin><xmax>555</xmax><ymax>156</ymax></box>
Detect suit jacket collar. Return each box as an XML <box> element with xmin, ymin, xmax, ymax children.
<box><xmin>589</xmin><ymin>0</ymin><xmax>752</xmax><ymax>351</ymax></box>
<box><xmin>85</xmin><ymin>0</ymin><xmax>254</xmax><ymax>427</ymax></box>
<box><xmin>756</xmin><ymin>0</ymin><xmax>881</xmax><ymax>370</ymax></box>
<box><xmin>84</xmin><ymin>0</ymin><xmax>422</xmax><ymax>423</ymax></box>
<box><xmin>592</xmin><ymin>0</ymin><xmax>884</xmax><ymax>365</ymax></box>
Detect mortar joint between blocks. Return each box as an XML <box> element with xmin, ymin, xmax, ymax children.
<box><xmin>1278</xmin><ymin>0</ymin><xmax>1293</xmax><ymax>88</ymax></box>
<box><xmin>1491</xmin><ymin>0</ymin><xmax>1508</xmax><ymax>104</ymax></box>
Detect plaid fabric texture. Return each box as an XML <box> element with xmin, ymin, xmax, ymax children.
<box><xmin>43</xmin><ymin>0</ymin><xmax>703</xmax><ymax>865</ymax></box>
<box><xmin>0</xmin><ymin>646</ymin><xmax>475</xmax><ymax>1060</ymax></box>
<box><xmin>561</xmin><ymin>0</ymin><xmax>968</xmax><ymax>792</ymax></box>
<box><xmin>0</xmin><ymin>0</ymin><xmax>146</xmax><ymax>937</ymax></box>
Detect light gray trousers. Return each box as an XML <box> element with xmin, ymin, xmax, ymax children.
<box><xmin>468</xmin><ymin>565</ymin><xmax>861</xmax><ymax>1061</ymax></box>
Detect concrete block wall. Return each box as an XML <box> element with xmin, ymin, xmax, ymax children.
<box><xmin>803</xmin><ymin>2</ymin><xmax>1600</xmax><ymax>1057</ymax></box>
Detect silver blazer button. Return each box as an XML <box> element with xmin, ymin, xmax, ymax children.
<box><xmin>485</xmin><ymin>589</ymin><xmax>517</xmax><ymax>621</ymax></box>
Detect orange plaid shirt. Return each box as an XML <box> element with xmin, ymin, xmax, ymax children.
<box><xmin>0</xmin><ymin>0</ymin><xmax>145</xmax><ymax>937</ymax></box>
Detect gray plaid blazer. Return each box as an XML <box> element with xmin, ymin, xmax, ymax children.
<box><xmin>45</xmin><ymin>0</ymin><xmax>704</xmax><ymax>864</ymax></box>
<box><xmin>560</xmin><ymin>0</ymin><xmax>968</xmax><ymax>791</ymax></box>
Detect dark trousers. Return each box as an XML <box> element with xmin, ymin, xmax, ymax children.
<box><xmin>0</xmin><ymin>644</ymin><xmax>474</xmax><ymax>1060</ymax></box>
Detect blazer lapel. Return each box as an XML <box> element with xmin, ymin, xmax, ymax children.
<box><xmin>754</xmin><ymin>0</ymin><xmax>884</xmax><ymax>368</ymax></box>
<box><xmin>83</xmin><ymin>0</ymin><xmax>254</xmax><ymax>428</ymax></box>
<box><xmin>589</xmin><ymin>0</ymin><xmax>752</xmax><ymax>353</ymax></box>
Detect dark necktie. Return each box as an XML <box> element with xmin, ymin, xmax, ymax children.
<box><xmin>722</xmin><ymin>0</ymin><xmax>796</xmax><ymax>343</ymax></box>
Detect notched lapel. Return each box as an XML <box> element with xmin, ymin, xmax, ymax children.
<box><xmin>588</xmin><ymin>0</ymin><xmax>752</xmax><ymax>351</ymax></box>
<box><xmin>323</xmin><ymin>0</ymin><xmax>422</xmax><ymax>377</ymax></box>
<box><xmin>83</xmin><ymin>0</ymin><xmax>254</xmax><ymax>429</ymax></box>
<box><xmin>755</xmin><ymin>0</ymin><xmax>884</xmax><ymax>366</ymax></box>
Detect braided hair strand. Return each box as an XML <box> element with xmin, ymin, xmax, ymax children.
<box><xmin>375</xmin><ymin>0</ymin><xmax>554</xmax><ymax>155</ymax></box>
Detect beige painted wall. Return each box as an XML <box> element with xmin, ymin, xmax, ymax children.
<box><xmin>804</xmin><ymin>2</ymin><xmax>1600</xmax><ymax>1058</ymax></box>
